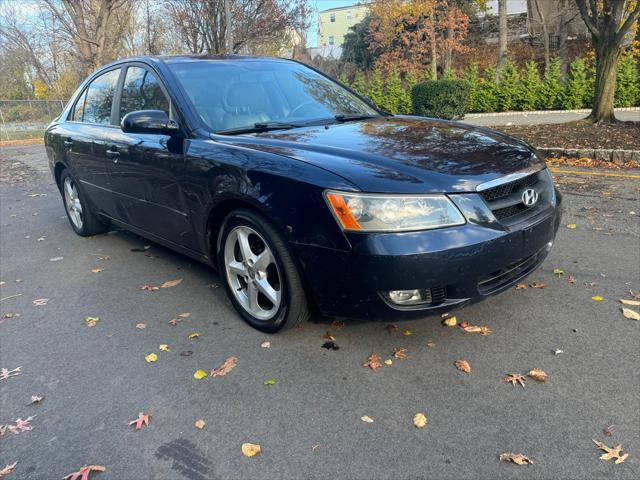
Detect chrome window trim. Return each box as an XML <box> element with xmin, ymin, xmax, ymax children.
<box><xmin>475</xmin><ymin>164</ymin><xmax>546</xmax><ymax>192</ymax></box>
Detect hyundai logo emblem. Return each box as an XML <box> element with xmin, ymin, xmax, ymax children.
<box><xmin>522</xmin><ymin>188</ymin><xmax>539</xmax><ymax>207</ymax></box>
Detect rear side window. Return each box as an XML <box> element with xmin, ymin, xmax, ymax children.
<box><xmin>79</xmin><ymin>68</ymin><xmax>121</xmax><ymax>125</ymax></box>
<box><xmin>120</xmin><ymin>66</ymin><xmax>169</xmax><ymax>121</ymax></box>
<box><xmin>70</xmin><ymin>89</ymin><xmax>88</xmax><ymax>121</ymax></box>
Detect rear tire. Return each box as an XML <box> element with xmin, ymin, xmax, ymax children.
<box><xmin>217</xmin><ymin>209</ymin><xmax>309</xmax><ymax>332</ymax></box>
<box><xmin>60</xmin><ymin>170</ymin><xmax>107</xmax><ymax>236</ymax></box>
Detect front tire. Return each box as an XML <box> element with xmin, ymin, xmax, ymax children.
<box><xmin>60</xmin><ymin>170</ymin><xmax>107</xmax><ymax>236</ymax></box>
<box><xmin>218</xmin><ymin>209</ymin><xmax>309</xmax><ymax>332</ymax></box>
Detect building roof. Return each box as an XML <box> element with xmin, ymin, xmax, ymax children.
<box><xmin>319</xmin><ymin>3</ymin><xmax>369</xmax><ymax>14</ymax></box>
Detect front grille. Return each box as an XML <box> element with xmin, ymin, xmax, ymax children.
<box><xmin>479</xmin><ymin>173</ymin><xmax>539</xmax><ymax>202</ymax></box>
<box><xmin>492</xmin><ymin>203</ymin><xmax>528</xmax><ymax>220</ymax></box>
<box><xmin>429</xmin><ymin>286</ymin><xmax>447</xmax><ymax>305</ymax></box>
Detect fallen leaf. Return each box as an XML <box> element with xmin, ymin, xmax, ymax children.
<box><xmin>28</xmin><ymin>395</ymin><xmax>44</xmax><ymax>405</ymax></box>
<box><xmin>1</xmin><ymin>416</ymin><xmax>34</xmax><ymax>435</ymax></box>
<box><xmin>193</xmin><ymin>369</ymin><xmax>208</xmax><ymax>379</ymax></box>
<box><xmin>49</xmin><ymin>256</ymin><xmax>64</xmax><ymax>262</ymax></box>
<box><xmin>503</xmin><ymin>373</ymin><xmax>526</xmax><ymax>387</ymax></box>
<box><xmin>323</xmin><ymin>331</ymin><xmax>336</xmax><ymax>341</ymax></box>
<box><xmin>413</xmin><ymin>413</ymin><xmax>427</xmax><ymax>428</ymax></box>
<box><xmin>32</xmin><ymin>298</ymin><xmax>49</xmax><ymax>306</ymax></box>
<box><xmin>384</xmin><ymin>359</ymin><xmax>393</xmax><ymax>365</ymax></box>
<box><xmin>592</xmin><ymin>439</ymin><xmax>629</xmax><ymax>464</ymax></box>
<box><xmin>566</xmin><ymin>223</ymin><xmax>577</xmax><ymax>229</ymax></box>
<box><xmin>619</xmin><ymin>299</ymin><xmax>640</xmax><ymax>306</ymax></box>
<box><xmin>207</xmin><ymin>283</ymin><xmax>220</xmax><ymax>289</ymax></box>
<box><xmin>91</xmin><ymin>268</ymin><xmax>103</xmax><ymax>273</ymax></box>
<box><xmin>321</xmin><ymin>341</ymin><xmax>339</xmax><ymax>350</ymax></box>
<box><xmin>84</xmin><ymin>316</ymin><xmax>100</xmax><ymax>327</ymax></box>
<box><xmin>180</xmin><ymin>350</ymin><xmax>193</xmax><ymax>357</ymax></box>
<box><xmin>621</xmin><ymin>307</ymin><xmax>640</xmax><ymax>320</ymax></box>
<box><xmin>195</xmin><ymin>419</ymin><xmax>205</xmax><ymax>429</ymax></box>
<box><xmin>402</xmin><ymin>330</ymin><xmax>412</xmax><ymax>336</ymax></box>
<box><xmin>553</xmin><ymin>268</ymin><xmax>564</xmax><ymax>276</ymax></box>
<box><xmin>160</xmin><ymin>278</ymin><xmax>182</xmax><ymax>288</ymax></box>
<box><xmin>461</xmin><ymin>324</ymin><xmax>492</xmax><ymax>335</ymax></box>
<box><xmin>62</xmin><ymin>465</ymin><xmax>106</xmax><ymax>480</ymax></box>
<box><xmin>499</xmin><ymin>452</ymin><xmax>533</xmax><ymax>465</ymax></box>
<box><xmin>514</xmin><ymin>284</ymin><xmax>527</xmax><ymax>290</ymax></box>
<box><xmin>361</xmin><ymin>416</ymin><xmax>374</xmax><ymax>423</ymax></box>
<box><xmin>135</xmin><ymin>323</ymin><xmax>146</xmax><ymax>329</ymax></box>
<box><xmin>241</xmin><ymin>443</ymin><xmax>261</xmax><ymax>457</ymax></box>
<box><xmin>0</xmin><ymin>367</ymin><xmax>21</xmax><ymax>381</ymax></box>
<box><xmin>264</xmin><ymin>379</ymin><xmax>276</xmax><ymax>385</ymax></box>
<box><xmin>330</xmin><ymin>320</ymin><xmax>344</xmax><ymax>329</ymax></box>
<box><xmin>384</xmin><ymin>324</ymin><xmax>398</xmax><ymax>333</ymax></box>
<box><xmin>168</xmin><ymin>318</ymin><xmax>181</xmax><ymax>326</ymax></box>
<box><xmin>393</xmin><ymin>348</ymin><xmax>407</xmax><ymax>359</ymax></box>
<box><xmin>0</xmin><ymin>462</ymin><xmax>17</xmax><ymax>478</ymax></box>
<box><xmin>188</xmin><ymin>332</ymin><xmax>200</xmax><ymax>340</ymax></box>
<box><xmin>363</xmin><ymin>354</ymin><xmax>383</xmax><ymax>370</ymax></box>
<box><xmin>441</xmin><ymin>316</ymin><xmax>457</xmax><ymax>327</ymax></box>
<box><xmin>528</xmin><ymin>368</ymin><xmax>548</xmax><ymax>382</ymax></box>
<box><xmin>455</xmin><ymin>360</ymin><xmax>471</xmax><ymax>373</ymax></box>
<box><xmin>554</xmin><ymin>349</ymin><xmax>564</xmax><ymax>355</ymax></box>
<box><xmin>260</xmin><ymin>341</ymin><xmax>271</xmax><ymax>348</ymax></box>
<box><xmin>128</xmin><ymin>412</ymin><xmax>150</xmax><ymax>430</ymax></box>
<box><xmin>530</xmin><ymin>282</ymin><xmax>546</xmax><ymax>289</ymax></box>
<box><xmin>426</xmin><ymin>340</ymin><xmax>436</xmax><ymax>348</ymax></box>
<box><xmin>159</xmin><ymin>344</ymin><xmax>170</xmax><ymax>352</ymax></box>
<box><xmin>603</xmin><ymin>425</ymin><xmax>615</xmax><ymax>437</ymax></box>
<box><xmin>141</xmin><ymin>285</ymin><xmax>159</xmax><ymax>292</ymax></box>
<box><xmin>568</xmin><ymin>275</ymin><xmax>577</xmax><ymax>284</ymax></box>
<box><xmin>630</xmin><ymin>290</ymin><xmax>640</xmax><ymax>300</ymax></box>
<box><xmin>592</xmin><ymin>296</ymin><xmax>604</xmax><ymax>301</ymax></box>
<box><xmin>145</xmin><ymin>353</ymin><xmax>158</xmax><ymax>363</ymax></box>
<box><xmin>211</xmin><ymin>357</ymin><xmax>237</xmax><ymax>377</ymax></box>
<box><xmin>178</xmin><ymin>312</ymin><xmax>191</xmax><ymax>318</ymax></box>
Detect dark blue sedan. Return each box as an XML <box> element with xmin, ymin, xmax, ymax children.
<box><xmin>45</xmin><ymin>55</ymin><xmax>561</xmax><ymax>332</ymax></box>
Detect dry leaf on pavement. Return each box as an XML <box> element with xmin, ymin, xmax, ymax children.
<box><xmin>568</xmin><ymin>275</ymin><xmax>577</xmax><ymax>284</ymax></box>
<box><xmin>592</xmin><ymin>296</ymin><xmax>604</xmax><ymax>301</ymax></box>
<box><xmin>0</xmin><ymin>416</ymin><xmax>35</xmax><ymax>435</ymax></box>
<box><xmin>384</xmin><ymin>359</ymin><xmax>393</xmax><ymax>365</ymax></box>
<box><xmin>363</xmin><ymin>354</ymin><xmax>383</xmax><ymax>370</ymax></box>
<box><xmin>384</xmin><ymin>324</ymin><xmax>398</xmax><ymax>333</ymax></box>
<box><xmin>211</xmin><ymin>357</ymin><xmax>237</xmax><ymax>377</ymax></box>
<box><xmin>461</xmin><ymin>324</ymin><xmax>492</xmax><ymax>335</ymax></box>
<box><xmin>63</xmin><ymin>465</ymin><xmax>106</xmax><ymax>480</ymax></box>
<box><xmin>528</xmin><ymin>368</ymin><xmax>548</xmax><ymax>382</ymax></box>
<box><xmin>261</xmin><ymin>341</ymin><xmax>271</xmax><ymax>348</ymax></box>
<box><xmin>413</xmin><ymin>413</ymin><xmax>427</xmax><ymax>428</ymax></box>
<box><xmin>323</xmin><ymin>331</ymin><xmax>336</xmax><ymax>341</ymax></box>
<box><xmin>503</xmin><ymin>373</ymin><xmax>526</xmax><ymax>387</ymax></box>
<box><xmin>195</xmin><ymin>419</ymin><xmax>206</xmax><ymax>429</ymax></box>
<box><xmin>193</xmin><ymin>369</ymin><xmax>208</xmax><ymax>379</ymax></box>
<box><xmin>566</xmin><ymin>223</ymin><xmax>577</xmax><ymax>229</ymax></box>
<box><xmin>241</xmin><ymin>443</ymin><xmax>261</xmax><ymax>457</ymax></box>
<box><xmin>361</xmin><ymin>416</ymin><xmax>374</xmax><ymax>423</ymax></box>
<box><xmin>145</xmin><ymin>353</ymin><xmax>157</xmax><ymax>363</ymax></box>
<box><xmin>515</xmin><ymin>284</ymin><xmax>527</xmax><ymax>290</ymax></box>
<box><xmin>160</xmin><ymin>279</ymin><xmax>182</xmax><ymax>288</ymax></box>
<box><xmin>621</xmin><ymin>307</ymin><xmax>640</xmax><ymax>320</ymax></box>
<box><xmin>141</xmin><ymin>285</ymin><xmax>159</xmax><ymax>292</ymax></box>
<box><xmin>455</xmin><ymin>360</ymin><xmax>471</xmax><ymax>373</ymax></box>
<box><xmin>619</xmin><ymin>299</ymin><xmax>640</xmax><ymax>306</ymax></box>
<box><xmin>84</xmin><ymin>317</ymin><xmax>100</xmax><ymax>327</ymax></box>
<box><xmin>393</xmin><ymin>348</ymin><xmax>407</xmax><ymax>359</ymax></box>
<box><xmin>403</xmin><ymin>330</ymin><xmax>413</xmax><ymax>336</ymax></box>
<box><xmin>128</xmin><ymin>412</ymin><xmax>150</xmax><ymax>430</ymax></box>
<box><xmin>91</xmin><ymin>268</ymin><xmax>103</xmax><ymax>273</ymax></box>
<box><xmin>159</xmin><ymin>344</ymin><xmax>170</xmax><ymax>352</ymax></box>
<box><xmin>441</xmin><ymin>316</ymin><xmax>457</xmax><ymax>327</ymax></box>
<box><xmin>530</xmin><ymin>282</ymin><xmax>546</xmax><ymax>289</ymax></box>
<box><xmin>32</xmin><ymin>298</ymin><xmax>49</xmax><ymax>306</ymax></box>
<box><xmin>0</xmin><ymin>462</ymin><xmax>17</xmax><ymax>478</ymax></box>
<box><xmin>592</xmin><ymin>439</ymin><xmax>629</xmax><ymax>464</ymax></box>
<box><xmin>499</xmin><ymin>452</ymin><xmax>533</xmax><ymax>465</ymax></box>
<box><xmin>188</xmin><ymin>332</ymin><xmax>200</xmax><ymax>339</ymax></box>
<box><xmin>28</xmin><ymin>395</ymin><xmax>44</xmax><ymax>405</ymax></box>
<box><xmin>553</xmin><ymin>268</ymin><xmax>564</xmax><ymax>276</ymax></box>
<box><xmin>0</xmin><ymin>367</ymin><xmax>21</xmax><ymax>381</ymax></box>
<box><xmin>135</xmin><ymin>323</ymin><xmax>146</xmax><ymax>329</ymax></box>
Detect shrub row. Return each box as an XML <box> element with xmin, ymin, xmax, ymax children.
<box><xmin>342</xmin><ymin>54</ymin><xmax>639</xmax><ymax>117</ymax></box>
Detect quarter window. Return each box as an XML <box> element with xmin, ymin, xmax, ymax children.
<box><xmin>120</xmin><ymin>66</ymin><xmax>169</xmax><ymax>121</ymax></box>
<box><xmin>81</xmin><ymin>68</ymin><xmax>120</xmax><ymax>125</ymax></box>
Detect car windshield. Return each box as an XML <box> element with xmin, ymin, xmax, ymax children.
<box><xmin>167</xmin><ymin>59</ymin><xmax>379</xmax><ymax>133</ymax></box>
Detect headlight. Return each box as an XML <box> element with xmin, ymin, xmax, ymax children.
<box><xmin>324</xmin><ymin>191</ymin><xmax>466</xmax><ymax>232</ymax></box>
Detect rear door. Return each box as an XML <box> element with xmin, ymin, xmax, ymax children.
<box><xmin>61</xmin><ymin>67</ymin><xmax>122</xmax><ymax>215</ymax></box>
<box><xmin>106</xmin><ymin>64</ymin><xmax>197</xmax><ymax>250</ymax></box>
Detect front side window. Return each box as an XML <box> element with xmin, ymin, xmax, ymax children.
<box><xmin>168</xmin><ymin>60</ymin><xmax>378</xmax><ymax>132</ymax></box>
<box><xmin>81</xmin><ymin>68</ymin><xmax>120</xmax><ymax>125</ymax></box>
<box><xmin>120</xmin><ymin>66</ymin><xmax>169</xmax><ymax>121</ymax></box>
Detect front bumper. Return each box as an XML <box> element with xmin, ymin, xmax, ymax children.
<box><xmin>293</xmin><ymin>204</ymin><xmax>561</xmax><ymax>319</ymax></box>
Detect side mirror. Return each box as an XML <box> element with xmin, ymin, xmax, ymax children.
<box><xmin>121</xmin><ymin>110</ymin><xmax>179</xmax><ymax>135</ymax></box>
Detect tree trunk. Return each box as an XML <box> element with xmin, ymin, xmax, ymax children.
<box><xmin>497</xmin><ymin>0</ymin><xmax>507</xmax><ymax>78</ymax></box>
<box><xmin>533</xmin><ymin>0</ymin><xmax>550</xmax><ymax>70</ymax></box>
<box><xmin>558</xmin><ymin>15</ymin><xmax>568</xmax><ymax>79</ymax></box>
<box><xmin>224</xmin><ymin>0</ymin><xmax>233</xmax><ymax>53</ymax></box>
<box><xmin>589</xmin><ymin>41</ymin><xmax>620</xmax><ymax>123</ymax></box>
<box><xmin>430</xmin><ymin>16</ymin><xmax>437</xmax><ymax>80</ymax></box>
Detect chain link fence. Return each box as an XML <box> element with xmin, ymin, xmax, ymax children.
<box><xmin>0</xmin><ymin>99</ymin><xmax>67</xmax><ymax>141</ymax></box>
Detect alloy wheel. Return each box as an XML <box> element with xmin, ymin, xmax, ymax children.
<box><xmin>223</xmin><ymin>225</ymin><xmax>282</xmax><ymax>320</ymax></box>
<box><xmin>63</xmin><ymin>177</ymin><xmax>83</xmax><ymax>230</ymax></box>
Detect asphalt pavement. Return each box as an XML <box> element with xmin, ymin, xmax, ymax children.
<box><xmin>1</xmin><ymin>144</ymin><xmax>639</xmax><ymax>480</ymax></box>
<box><xmin>463</xmin><ymin>109</ymin><xmax>640</xmax><ymax>126</ymax></box>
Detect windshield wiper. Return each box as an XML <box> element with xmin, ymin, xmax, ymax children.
<box><xmin>334</xmin><ymin>114</ymin><xmax>378</xmax><ymax>123</ymax></box>
<box><xmin>216</xmin><ymin>121</ymin><xmax>302</xmax><ymax>135</ymax></box>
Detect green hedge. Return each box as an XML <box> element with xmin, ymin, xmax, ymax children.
<box><xmin>411</xmin><ymin>80</ymin><xmax>470</xmax><ymax>119</ymax></box>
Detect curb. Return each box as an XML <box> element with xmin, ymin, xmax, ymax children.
<box><xmin>538</xmin><ymin>147</ymin><xmax>640</xmax><ymax>164</ymax></box>
<box><xmin>464</xmin><ymin>107</ymin><xmax>640</xmax><ymax>118</ymax></box>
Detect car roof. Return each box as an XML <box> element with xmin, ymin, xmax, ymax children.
<box><xmin>103</xmin><ymin>54</ymin><xmax>292</xmax><ymax>67</ymax></box>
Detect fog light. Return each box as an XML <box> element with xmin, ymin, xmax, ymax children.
<box><xmin>546</xmin><ymin>241</ymin><xmax>553</xmax><ymax>252</ymax></box>
<box><xmin>386</xmin><ymin>289</ymin><xmax>424</xmax><ymax>306</ymax></box>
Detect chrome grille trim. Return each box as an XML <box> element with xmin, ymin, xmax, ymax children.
<box><xmin>475</xmin><ymin>164</ymin><xmax>545</xmax><ymax>192</ymax></box>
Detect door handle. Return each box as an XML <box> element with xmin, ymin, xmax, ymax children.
<box><xmin>63</xmin><ymin>138</ymin><xmax>73</xmax><ymax>148</ymax></box>
<box><xmin>106</xmin><ymin>149</ymin><xmax>120</xmax><ymax>163</ymax></box>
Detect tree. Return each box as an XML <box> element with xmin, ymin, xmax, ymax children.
<box><xmin>497</xmin><ymin>0</ymin><xmax>507</xmax><ymax>77</ymax></box>
<box><xmin>341</xmin><ymin>15</ymin><xmax>376</xmax><ymax>70</ymax></box>
<box><xmin>517</xmin><ymin>61</ymin><xmax>543</xmax><ymax>110</ymax></box>
<box><xmin>574</xmin><ymin>0</ymin><xmax>640</xmax><ymax>122</ymax></box>
<box><xmin>539</xmin><ymin>58</ymin><xmax>563</xmax><ymax>109</ymax></box>
<box><xmin>615</xmin><ymin>51</ymin><xmax>640</xmax><ymax>107</ymax></box>
<box><xmin>561</xmin><ymin>57</ymin><xmax>590</xmax><ymax>109</ymax></box>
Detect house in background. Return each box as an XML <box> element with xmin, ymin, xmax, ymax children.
<box><xmin>310</xmin><ymin>3</ymin><xmax>370</xmax><ymax>59</ymax></box>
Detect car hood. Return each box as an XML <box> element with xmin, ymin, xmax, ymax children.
<box><xmin>216</xmin><ymin>115</ymin><xmax>544</xmax><ymax>193</ymax></box>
